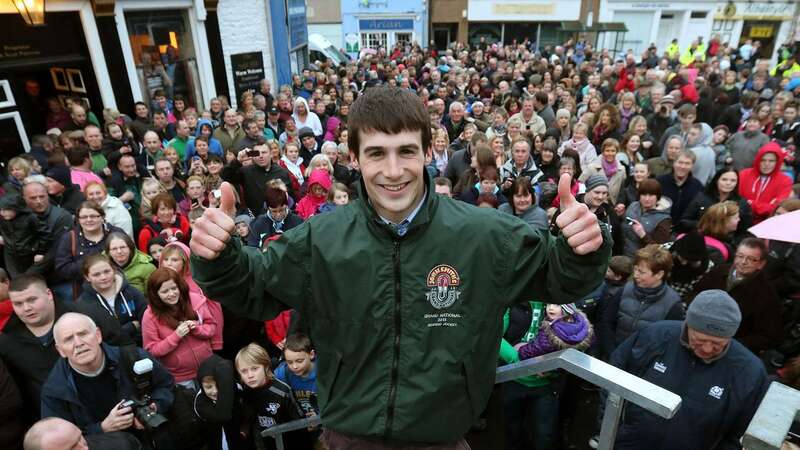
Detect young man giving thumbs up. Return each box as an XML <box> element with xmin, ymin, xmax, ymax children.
<box><xmin>190</xmin><ymin>87</ymin><xmax>610</xmax><ymax>450</ymax></box>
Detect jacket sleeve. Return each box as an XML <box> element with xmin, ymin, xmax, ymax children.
<box><xmin>517</xmin><ymin>330</ymin><xmax>551</xmax><ymax>360</ymax></box>
<box><xmin>190</xmin><ymin>226</ymin><xmax>309</xmax><ymax>321</ymax></box>
<box><xmin>191</xmin><ymin>302</ymin><xmax>218</xmax><ymax>339</ymax></box>
<box><xmin>220</xmin><ymin>159</ymin><xmax>244</xmax><ymax>186</ymax></box>
<box><xmin>642</xmin><ymin>219</ymin><xmax>672</xmax><ymax>246</ymax></box>
<box><xmin>498</xmin><ymin>309</ymin><xmax>519</xmax><ymax>365</ymax></box>
<box><xmin>503</xmin><ymin>216</ymin><xmax>612</xmax><ymax>307</ymax></box>
<box><xmin>717</xmin><ymin>370</ymin><xmax>768</xmax><ymax>450</ymax></box>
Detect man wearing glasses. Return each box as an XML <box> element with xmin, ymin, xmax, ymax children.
<box><xmin>689</xmin><ymin>237</ymin><xmax>783</xmax><ymax>354</ymax></box>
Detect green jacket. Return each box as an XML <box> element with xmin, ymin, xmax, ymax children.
<box><xmin>191</xmin><ymin>175</ymin><xmax>611</xmax><ymax>444</ymax></box>
<box><xmin>122</xmin><ymin>250</ymin><xmax>156</xmax><ymax>294</ymax></box>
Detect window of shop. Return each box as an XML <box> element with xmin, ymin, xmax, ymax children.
<box><xmin>396</xmin><ymin>32</ymin><xmax>412</xmax><ymax>46</ymax></box>
<box><xmin>361</xmin><ymin>32</ymin><xmax>388</xmax><ymax>50</ymax></box>
<box><xmin>125</xmin><ymin>10</ymin><xmax>202</xmax><ymax>109</ymax></box>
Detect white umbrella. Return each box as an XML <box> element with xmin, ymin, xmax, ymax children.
<box><xmin>748</xmin><ymin>210</ymin><xmax>800</xmax><ymax>244</ymax></box>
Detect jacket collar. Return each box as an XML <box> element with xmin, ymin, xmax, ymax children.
<box><xmin>45</xmin><ymin>343</ymin><xmax>122</xmax><ymax>404</ymax></box>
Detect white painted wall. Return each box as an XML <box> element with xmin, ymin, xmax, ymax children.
<box><xmin>217</xmin><ymin>0</ymin><xmax>275</xmax><ymax>109</ymax></box>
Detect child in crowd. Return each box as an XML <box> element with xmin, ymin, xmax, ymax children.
<box><xmin>235</xmin><ymin>214</ymin><xmax>253</xmax><ymax>243</ymax></box>
<box><xmin>279</xmin><ymin>141</ymin><xmax>306</xmax><ymax>195</ymax></box>
<box><xmin>0</xmin><ymin>194</ymin><xmax>47</xmax><ymax>278</ymax></box>
<box><xmin>194</xmin><ymin>354</ymin><xmax>247</xmax><ymax>450</ymax></box>
<box><xmin>147</xmin><ymin>236</ymin><xmax>167</xmax><ymax>266</ymax></box>
<box><xmin>317</xmin><ymin>182</ymin><xmax>349</xmax><ymax>214</ymax></box>
<box><xmin>274</xmin><ymin>334</ymin><xmax>318</xmax><ymax>417</ymax></box>
<box><xmin>139</xmin><ymin>177</ymin><xmax>168</xmax><ymax>219</ymax></box>
<box><xmin>515</xmin><ymin>303</ymin><xmax>594</xmax><ymax>360</ymax></box>
<box><xmin>296</xmin><ymin>169</ymin><xmax>332</xmax><ymax>220</ymax></box>
<box><xmin>235</xmin><ymin>343</ymin><xmax>308</xmax><ymax>450</ymax></box>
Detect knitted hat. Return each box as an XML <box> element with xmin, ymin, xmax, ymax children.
<box><xmin>584</xmin><ymin>174</ymin><xmax>609</xmax><ymax>193</ymax></box>
<box><xmin>686</xmin><ymin>290</ymin><xmax>741</xmax><ymax>338</ymax></box>
<box><xmin>234</xmin><ymin>214</ymin><xmax>252</xmax><ymax>226</ymax></box>
<box><xmin>298</xmin><ymin>127</ymin><xmax>315</xmax><ymax>140</ymax></box>
<box><xmin>672</xmin><ymin>231</ymin><xmax>707</xmax><ymax>262</ymax></box>
<box><xmin>608</xmin><ymin>255</ymin><xmax>633</xmax><ymax>279</ymax></box>
<box><xmin>660</xmin><ymin>95</ymin><xmax>676</xmax><ymax>106</ymax></box>
<box><xmin>46</xmin><ymin>165</ymin><xmax>72</xmax><ymax>189</ymax></box>
<box><xmin>560</xmin><ymin>303</ymin><xmax>578</xmax><ymax>316</ymax></box>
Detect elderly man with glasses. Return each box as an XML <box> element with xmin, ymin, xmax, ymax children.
<box><xmin>689</xmin><ymin>237</ymin><xmax>784</xmax><ymax>354</ymax></box>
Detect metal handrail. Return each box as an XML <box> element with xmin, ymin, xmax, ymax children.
<box><xmin>742</xmin><ymin>382</ymin><xmax>800</xmax><ymax>450</ymax></box>
<box><xmin>262</xmin><ymin>348</ymin><xmax>683</xmax><ymax>450</ymax></box>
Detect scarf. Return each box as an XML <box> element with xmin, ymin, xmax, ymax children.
<box><xmin>281</xmin><ymin>155</ymin><xmax>305</xmax><ymax>185</ymax></box>
<box><xmin>601</xmin><ymin>158</ymin><xmax>618</xmax><ymax>179</ymax></box>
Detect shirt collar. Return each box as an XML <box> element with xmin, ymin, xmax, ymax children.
<box><xmin>376</xmin><ymin>187</ymin><xmax>428</xmax><ymax>233</ymax></box>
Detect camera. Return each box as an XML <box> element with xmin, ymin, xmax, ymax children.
<box><xmin>246</xmin><ymin>149</ymin><xmax>261</xmax><ymax>157</ymax></box>
<box><xmin>126</xmin><ymin>358</ymin><xmax>168</xmax><ymax>431</ymax></box>
<box><xmin>659</xmin><ymin>106</ymin><xmax>668</xmax><ymax>115</ymax></box>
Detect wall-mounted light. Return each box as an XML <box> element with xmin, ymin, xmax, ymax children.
<box><xmin>14</xmin><ymin>0</ymin><xmax>46</xmax><ymax>27</ymax></box>
<box><xmin>462</xmin><ymin>9</ymin><xmax>467</xmax><ymax>18</ymax></box>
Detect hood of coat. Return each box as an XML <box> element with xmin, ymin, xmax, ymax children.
<box><xmin>293</xmin><ymin>97</ymin><xmax>311</xmax><ymax>117</ymax></box>
<box><xmin>0</xmin><ymin>193</ymin><xmax>28</xmax><ymax>212</ymax></box>
<box><xmin>195</xmin><ymin>119</ymin><xmax>214</xmax><ymax>138</ymax></box>
<box><xmin>545</xmin><ymin>311</ymin><xmax>593</xmax><ymax>350</ymax></box>
<box><xmin>751</xmin><ymin>141</ymin><xmax>786</xmax><ymax>176</ymax></box>
<box><xmin>307</xmin><ymin>169</ymin><xmax>333</xmax><ymax>198</ymax></box>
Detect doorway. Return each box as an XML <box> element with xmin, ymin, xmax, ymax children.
<box><xmin>433</xmin><ymin>23</ymin><xmax>458</xmax><ymax>50</ymax></box>
<box><xmin>740</xmin><ymin>20</ymin><xmax>778</xmax><ymax>59</ymax></box>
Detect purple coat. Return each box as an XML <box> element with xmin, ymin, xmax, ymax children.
<box><xmin>518</xmin><ymin>312</ymin><xmax>594</xmax><ymax>360</ymax></box>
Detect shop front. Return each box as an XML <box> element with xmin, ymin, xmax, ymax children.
<box><xmin>467</xmin><ymin>0</ymin><xmax>582</xmax><ymax>48</ymax></box>
<box><xmin>0</xmin><ymin>1</ymin><xmax>114</xmax><ymax>160</ymax></box>
<box><xmin>712</xmin><ymin>2</ymin><xmax>796</xmax><ymax>62</ymax></box>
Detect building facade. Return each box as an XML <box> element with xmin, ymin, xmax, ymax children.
<box><xmin>598</xmin><ymin>1</ymin><xmax>799</xmax><ymax>62</ymax></box>
<box><xmin>0</xmin><ymin>0</ymin><xmax>308</xmax><ymax>159</ymax></box>
<box><xmin>466</xmin><ymin>0</ymin><xmax>584</xmax><ymax>48</ymax></box>
<box><xmin>429</xmin><ymin>0</ymin><xmax>468</xmax><ymax>50</ymax></box>
<box><xmin>307</xmin><ymin>0</ymin><xmax>343</xmax><ymax>53</ymax></box>
<box><xmin>341</xmin><ymin>0</ymin><xmax>428</xmax><ymax>58</ymax></box>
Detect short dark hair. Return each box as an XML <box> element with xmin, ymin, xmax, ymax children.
<box><xmin>67</xmin><ymin>146</ymin><xmax>90</xmax><ymax>166</ymax></box>
<box><xmin>347</xmin><ymin>87</ymin><xmax>431</xmax><ymax>158</ymax></box>
<box><xmin>434</xmin><ymin>177</ymin><xmax>452</xmax><ymax>189</ymax></box>
<box><xmin>9</xmin><ymin>274</ymin><xmax>48</xmax><ymax>293</ymax></box>
<box><xmin>638</xmin><ymin>178</ymin><xmax>662</xmax><ymax>199</ymax></box>
<box><xmin>265</xmin><ymin>186</ymin><xmax>288</xmax><ymax>208</ymax></box>
<box><xmin>635</xmin><ymin>244</ymin><xmax>673</xmax><ymax>277</ymax></box>
<box><xmin>738</xmin><ymin>237</ymin><xmax>768</xmax><ymax>261</ymax></box>
<box><xmin>285</xmin><ymin>333</ymin><xmax>313</xmax><ymax>353</ymax></box>
<box><xmin>677</xmin><ymin>104</ymin><xmax>697</xmax><ymax>118</ymax></box>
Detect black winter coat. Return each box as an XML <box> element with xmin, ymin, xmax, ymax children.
<box><xmin>222</xmin><ymin>160</ymin><xmax>295</xmax><ymax>216</ymax></box>
<box><xmin>77</xmin><ymin>275</ymin><xmax>147</xmax><ymax>345</ymax></box>
<box><xmin>49</xmin><ymin>185</ymin><xmax>86</xmax><ymax>215</ymax></box>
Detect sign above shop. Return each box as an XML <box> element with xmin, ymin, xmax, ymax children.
<box><xmin>467</xmin><ymin>0</ymin><xmax>580</xmax><ymax>22</ymax></box>
<box><xmin>714</xmin><ymin>2</ymin><xmax>794</xmax><ymax>20</ymax></box>
<box><xmin>230</xmin><ymin>52</ymin><xmax>264</xmax><ymax>106</ymax></box>
<box><xmin>359</xmin><ymin>19</ymin><xmax>414</xmax><ymax>31</ymax></box>
<box><xmin>287</xmin><ymin>0</ymin><xmax>308</xmax><ymax>50</ymax></box>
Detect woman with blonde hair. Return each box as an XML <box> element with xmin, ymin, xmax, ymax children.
<box><xmin>696</xmin><ymin>200</ymin><xmax>739</xmax><ymax>264</ymax></box>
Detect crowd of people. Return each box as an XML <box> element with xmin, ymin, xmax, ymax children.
<box><xmin>0</xmin><ymin>31</ymin><xmax>799</xmax><ymax>450</ymax></box>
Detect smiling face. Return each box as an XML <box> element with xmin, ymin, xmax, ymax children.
<box><xmin>353</xmin><ymin>129</ymin><xmax>427</xmax><ymax>224</ymax></box>
<box><xmin>85</xmin><ymin>184</ymin><xmax>106</xmax><ymax>204</ymax></box>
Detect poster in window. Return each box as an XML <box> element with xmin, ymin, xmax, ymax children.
<box><xmin>0</xmin><ymin>80</ymin><xmax>15</xmax><ymax>109</ymax></box>
<box><xmin>51</xmin><ymin>68</ymin><xmax>69</xmax><ymax>91</ymax></box>
<box><xmin>66</xmin><ymin>69</ymin><xmax>87</xmax><ymax>94</ymax></box>
<box><xmin>230</xmin><ymin>52</ymin><xmax>265</xmax><ymax>106</ymax></box>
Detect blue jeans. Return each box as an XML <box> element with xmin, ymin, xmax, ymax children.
<box><xmin>503</xmin><ymin>380</ymin><xmax>560</xmax><ymax>450</ymax></box>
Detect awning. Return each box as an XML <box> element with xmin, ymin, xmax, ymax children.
<box><xmin>559</xmin><ymin>21</ymin><xmax>628</xmax><ymax>33</ymax></box>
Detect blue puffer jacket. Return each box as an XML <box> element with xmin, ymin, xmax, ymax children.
<box><xmin>40</xmin><ymin>343</ymin><xmax>174</xmax><ymax>434</ymax></box>
<box><xmin>608</xmin><ymin>321</ymin><xmax>768</xmax><ymax>450</ymax></box>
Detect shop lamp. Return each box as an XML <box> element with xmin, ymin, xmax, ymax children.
<box><xmin>14</xmin><ymin>0</ymin><xmax>46</xmax><ymax>27</ymax></box>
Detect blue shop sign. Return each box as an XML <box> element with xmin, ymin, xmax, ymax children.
<box><xmin>359</xmin><ymin>19</ymin><xmax>414</xmax><ymax>31</ymax></box>
<box><xmin>288</xmin><ymin>0</ymin><xmax>308</xmax><ymax>49</ymax></box>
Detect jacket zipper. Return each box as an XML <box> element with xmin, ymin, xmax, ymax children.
<box><xmin>384</xmin><ymin>239</ymin><xmax>402</xmax><ymax>439</ymax></box>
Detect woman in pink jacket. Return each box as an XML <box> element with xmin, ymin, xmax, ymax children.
<box><xmin>143</xmin><ymin>268</ymin><xmax>215</xmax><ymax>387</ymax></box>
<box><xmin>159</xmin><ymin>241</ymin><xmax>224</xmax><ymax>351</ymax></box>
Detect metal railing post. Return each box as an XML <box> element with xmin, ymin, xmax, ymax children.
<box><xmin>742</xmin><ymin>382</ymin><xmax>800</xmax><ymax>450</ymax></box>
<box><xmin>597</xmin><ymin>393</ymin><xmax>623</xmax><ymax>450</ymax></box>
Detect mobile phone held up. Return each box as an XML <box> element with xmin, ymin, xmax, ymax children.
<box><xmin>246</xmin><ymin>149</ymin><xmax>260</xmax><ymax>157</ymax></box>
